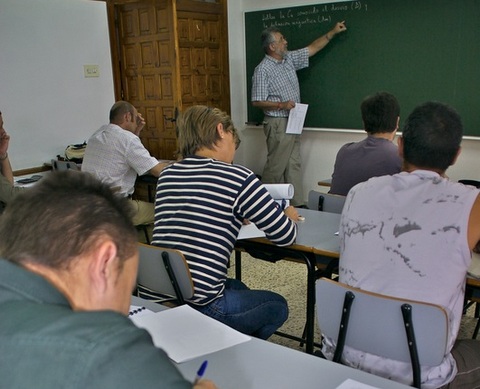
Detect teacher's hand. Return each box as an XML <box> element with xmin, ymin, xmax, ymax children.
<box><xmin>333</xmin><ymin>20</ymin><xmax>347</xmax><ymax>35</ymax></box>
<box><xmin>280</xmin><ymin>100</ymin><xmax>296</xmax><ymax>111</ymax></box>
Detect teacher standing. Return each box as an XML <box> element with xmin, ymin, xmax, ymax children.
<box><xmin>251</xmin><ymin>21</ymin><xmax>347</xmax><ymax>207</ymax></box>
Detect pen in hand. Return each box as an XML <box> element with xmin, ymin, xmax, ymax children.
<box><xmin>194</xmin><ymin>360</ymin><xmax>208</xmax><ymax>384</ymax></box>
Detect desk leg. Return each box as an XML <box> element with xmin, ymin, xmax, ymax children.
<box><xmin>233</xmin><ymin>241</ymin><xmax>318</xmax><ymax>354</ymax></box>
<box><xmin>235</xmin><ymin>250</ymin><xmax>242</xmax><ymax>281</ymax></box>
<box><xmin>304</xmin><ymin>254</ymin><xmax>316</xmax><ymax>354</ymax></box>
<box><xmin>147</xmin><ymin>183</ymin><xmax>154</xmax><ymax>203</ymax></box>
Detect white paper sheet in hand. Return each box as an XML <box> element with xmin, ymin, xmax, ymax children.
<box><xmin>130</xmin><ymin>305</ymin><xmax>251</xmax><ymax>363</ymax></box>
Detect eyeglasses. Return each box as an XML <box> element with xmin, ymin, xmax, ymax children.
<box><xmin>272</xmin><ymin>36</ymin><xmax>286</xmax><ymax>44</ymax></box>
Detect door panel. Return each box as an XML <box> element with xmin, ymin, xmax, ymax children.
<box><xmin>107</xmin><ymin>0</ymin><xmax>230</xmax><ymax>160</ymax></box>
<box><xmin>176</xmin><ymin>6</ymin><xmax>229</xmax><ymax>112</ymax></box>
<box><xmin>110</xmin><ymin>0</ymin><xmax>178</xmax><ymax>160</ymax></box>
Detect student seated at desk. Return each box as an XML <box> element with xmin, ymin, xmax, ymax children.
<box><xmin>82</xmin><ymin>101</ymin><xmax>170</xmax><ymax>226</ymax></box>
<box><xmin>329</xmin><ymin>92</ymin><xmax>402</xmax><ymax>196</ymax></box>
<box><xmin>325</xmin><ymin>102</ymin><xmax>480</xmax><ymax>388</ymax></box>
<box><xmin>0</xmin><ymin>171</ymin><xmax>216</xmax><ymax>389</ymax></box>
<box><xmin>152</xmin><ymin>105</ymin><xmax>299</xmax><ymax>340</ymax></box>
<box><xmin>0</xmin><ymin>111</ymin><xmax>24</xmax><ymax>210</ymax></box>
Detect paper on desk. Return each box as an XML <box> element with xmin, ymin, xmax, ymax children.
<box><xmin>237</xmin><ymin>223</ymin><xmax>266</xmax><ymax>240</ymax></box>
<box><xmin>335</xmin><ymin>379</ymin><xmax>381</xmax><ymax>389</ymax></box>
<box><xmin>130</xmin><ymin>304</ymin><xmax>251</xmax><ymax>363</ymax></box>
<box><xmin>285</xmin><ymin>103</ymin><xmax>308</xmax><ymax>134</ymax></box>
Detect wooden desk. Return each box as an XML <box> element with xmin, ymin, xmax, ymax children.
<box><xmin>318</xmin><ymin>178</ymin><xmax>332</xmax><ymax>187</ymax></box>
<box><xmin>131</xmin><ymin>296</ymin><xmax>410</xmax><ymax>389</ymax></box>
<box><xmin>467</xmin><ymin>277</ymin><xmax>480</xmax><ymax>288</ymax></box>
<box><xmin>466</xmin><ymin>253</ymin><xmax>480</xmax><ymax>338</ymax></box>
<box><xmin>235</xmin><ymin>208</ymin><xmax>340</xmax><ymax>354</ymax></box>
<box><xmin>135</xmin><ymin>174</ymin><xmax>157</xmax><ymax>202</ymax></box>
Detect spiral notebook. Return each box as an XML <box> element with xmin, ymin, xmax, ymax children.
<box><xmin>128</xmin><ymin>305</ymin><xmax>153</xmax><ymax>318</ymax></box>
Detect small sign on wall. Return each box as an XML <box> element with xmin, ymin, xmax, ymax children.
<box><xmin>83</xmin><ymin>64</ymin><xmax>99</xmax><ymax>78</ymax></box>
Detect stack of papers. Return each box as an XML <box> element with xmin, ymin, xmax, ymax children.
<box><xmin>130</xmin><ymin>304</ymin><xmax>251</xmax><ymax>363</ymax></box>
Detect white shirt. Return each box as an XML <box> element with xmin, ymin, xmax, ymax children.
<box><xmin>82</xmin><ymin>123</ymin><xmax>158</xmax><ymax>196</ymax></box>
<box><xmin>323</xmin><ymin>170</ymin><xmax>480</xmax><ymax>388</ymax></box>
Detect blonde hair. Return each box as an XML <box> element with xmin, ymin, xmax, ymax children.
<box><xmin>176</xmin><ymin>105</ymin><xmax>240</xmax><ymax>157</ymax></box>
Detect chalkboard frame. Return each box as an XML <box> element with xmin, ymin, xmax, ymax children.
<box><xmin>245</xmin><ymin>0</ymin><xmax>480</xmax><ymax>137</ymax></box>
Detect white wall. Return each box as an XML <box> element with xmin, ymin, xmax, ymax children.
<box><xmin>228</xmin><ymin>0</ymin><xmax>480</xmax><ymax>202</ymax></box>
<box><xmin>0</xmin><ymin>0</ymin><xmax>115</xmax><ymax>170</ymax></box>
<box><xmin>1</xmin><ymin>0</ymin><xmax>478</xmax><ymax>192</ymax></box>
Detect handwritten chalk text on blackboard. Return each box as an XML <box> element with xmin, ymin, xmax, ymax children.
<box><xmin>261</xmin><ymin>2</ymin><xmax>368</xmax><ymax>30</ymax></box>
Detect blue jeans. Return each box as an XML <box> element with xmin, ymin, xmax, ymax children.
<box><xmin>192</xmin><ymin>278</ymin><xmax>288</xmax><ymax>340</ymax></box>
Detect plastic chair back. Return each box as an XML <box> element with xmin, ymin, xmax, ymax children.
<box><xmin>316</xmin><ymin>277</ymin><xmax>448</xmax><ymax>387</ymax></box>
<box><xmin>137</xmin><ymin>243</ymin><xmax>194</xmax><ymax>304</ymax></box>
<box><xmin>307</xmin><ymin>190</ymin><xmax>346</xmax><ymax>214</ymax></box>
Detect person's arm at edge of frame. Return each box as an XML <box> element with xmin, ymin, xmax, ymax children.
<box><xmin>0</xmin><ymin>129</ymin><xmax>14</xmax><ymax>184</ymax></box>
<box><xmin>307</xmin><ymin>21</ymin><xmax>347</xmax><ymax>57</ymax></box>
<box><xmin>468</xmin><ymin>193</ymin><xmax>480</xmax><ymax>252</ymax></box>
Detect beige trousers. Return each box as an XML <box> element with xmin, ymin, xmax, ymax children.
<box><xmin>129</xmin><ymin>199</ymin><xmax>154</xmax><ymax>226</ymax></box>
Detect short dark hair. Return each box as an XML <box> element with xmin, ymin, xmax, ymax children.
<box><xmin>402</xmin><ymin>102</ymin><xmax>463</xmax><ymax>171</ymax></box>
<box><xmin>361</xmin><ymin>92</ymin><xmax>400</xmax><ymax>134</ymax></box>
<box><xmin>0</xmin><ymin>171</ymin><xmax>137</xmax><ymax>269</ymax></box>
<box><xmin>260</xmin><ymin>27</ymin><xmax>280</xmax><ymax>53</ymax></box>
<box><xmin>109</xmin><ymin>101</ymin><xmax>135</xmax><ymax>123</ymax></box>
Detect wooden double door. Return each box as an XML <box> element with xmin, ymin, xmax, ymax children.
<box><xmin>106</xmin><ymin>0</ymin><xmax>230</xmax><ymax>160</ymax></box>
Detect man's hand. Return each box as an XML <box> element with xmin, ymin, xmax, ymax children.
<box><xmin>134</xmin><ymin>112</ymin><xmax>146</xmax><ymax>136</ymax></box>
<box><xmin>193</xmin><ymin>379</ymin><xmax>218</xmax><ymax>389</ymax></box>
<box><xmin>281</xmin><ymin>100</ymin><xmax>296</xmax><ymax>111</ymax></box>
<box><xmin>332</xmin><ymin>21</ymin><xmax>347</xmax><ymax>35</ymax></box>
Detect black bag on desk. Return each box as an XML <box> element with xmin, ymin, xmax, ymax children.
<box><xmin>64</xmin><ymin>142</ymin><xmax>87</xmax><ymax>164</ymax></box>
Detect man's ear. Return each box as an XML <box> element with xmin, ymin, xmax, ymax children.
<box><xmin>397</xmin><ymin>136</ymin><xmax>404</xmax><ymax>158</ymax></box>
<box><xmin>216</xmin><ymin>122</ymin><xmax>225</xmax><ymax>138</ymax></box>
<box><xmin>88</xmin><ymin>239</ymin><xmax>119</xmax><ymax>295</ymax></box>
<box><xmin>451</xmin><ymin>146</ymin><xmax>462</xmax><ymax>166</ymax></box>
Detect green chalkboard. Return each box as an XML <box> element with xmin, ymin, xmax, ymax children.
<box><xmin>246</xmin><ymin>0</ymin><xmax>480</xmax><ymax>137</ymax></box>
